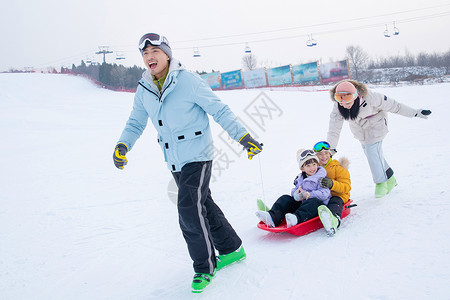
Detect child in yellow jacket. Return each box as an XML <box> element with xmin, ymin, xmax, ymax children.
<box><xmin>313</xmin><ymin>141</ymin><xmax>351</xmax><ymax>236</ymax></box>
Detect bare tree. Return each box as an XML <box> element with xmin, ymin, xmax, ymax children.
<box><xmin>443</xmin><ymin>50</ymin><xmax>450</xmax><ymax>75</ymax></box>
<box><xmin>346</xmin><ymin>45</ymin><xmax>369</xmax><ymax>81</ymax></box>
<box><xmin>404</xmin><ymin>50</ymin><xmax>416</xmax><ymax>67</ymax></box>
<box><xmin>242</xmin><ymin>54</ymin><xmax>258</xmax><ymax>71</ymax></box>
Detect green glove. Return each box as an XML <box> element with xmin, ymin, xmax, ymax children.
<box><xmin>319</xmin><ymin>177</ymin><xmax>333</xmax><ymax>189</ymax></box>
<box><xmin>239</xmin><ymin>133</ymin><xmax>263</xmax><ymax>160</ymax></box>
<box><xmin>113</xmin><ymin>143</ymin><xmax>128</xmax><ymax>169</ymax></box>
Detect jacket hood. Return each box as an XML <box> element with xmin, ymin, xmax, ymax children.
<box><xmin>338</xmin><ymin>157</ymin><xmax>350</xmax><ymax>169</ymax></box>
<box><xmin>327</xmin><ymin>157</ymin><xmax>350</xmax><ymax>170</ymax></box>
<box><xmin>329</xmin><ymin>79</ymin><xmax>368</xmax><ymax>102</ymax></box>
<box><xmin>142</xmin><ymin>58</ymin><xmax>184</xmax><ymax>89</ymax></box>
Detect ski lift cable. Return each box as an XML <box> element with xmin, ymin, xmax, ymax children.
<box><xmin>40</xmin><ymin>8</ymin><xmax>449</xmax><ymax>67</ymax></box>
<box><xmin>34</xmin><ymin>50</ymin><xmax>99</xmax><ymax>68</ymax></box>
<box><xmin>171</xmin><ymin>4</ymin><xmax>450</xmax><ymax>43</ymax></box>
<box><xmin>171</xmin><ymin>11</ymin><xmax>450</xmax><ymax>50</ymax></box>
<box><xmin>108</xmin><ymin>10</ymin><xmax>449</xmax><ymax>52</ymax></box>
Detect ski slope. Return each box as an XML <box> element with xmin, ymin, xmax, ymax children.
<box><xmin>1</xmin><ymin>73</ymin><xmax>449</xmax><ymax>299</ymax></box>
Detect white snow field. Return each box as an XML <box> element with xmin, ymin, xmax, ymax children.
<box><xmin>1</xmin><ymin>73</ymin><xmax>449</xmax><ymax>300</ymax></box>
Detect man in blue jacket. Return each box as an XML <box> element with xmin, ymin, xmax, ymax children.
<box><xmin>113</xmin><ymin>33</ymin><xmax>263</xmax><ymax>293</ymax></box>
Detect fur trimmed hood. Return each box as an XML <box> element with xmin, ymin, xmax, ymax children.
<box><xmin>337</xmin><ymin>156</ymin><xmax>350</xmax><ymax>170</ymax></box>
<box><xmin>329</xmin><ymin>79</ymin><xmax>369</xmax><ymax>101</ymax></box>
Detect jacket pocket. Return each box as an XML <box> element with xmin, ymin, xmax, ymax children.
<box><xmin>173</xmin><ymin>127</ymin><xmax>212</xmax><ymax>164</ymax></box>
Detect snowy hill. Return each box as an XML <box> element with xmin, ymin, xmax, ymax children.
<box><xmin>1</xmin><ymin>73</ymin><xmax>449</xmax><ymax>299</ymax></box>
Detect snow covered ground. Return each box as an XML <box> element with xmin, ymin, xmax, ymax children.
<box><xmin>1</xmin><ymin>73</ymin><xmax>449</xmax><ymax>300</ymax></box>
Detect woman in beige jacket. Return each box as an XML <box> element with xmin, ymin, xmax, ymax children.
<box><xmin>326</xmin><ymin>80</ymin><xmax>431</xmax><ymax>198</ymax></box>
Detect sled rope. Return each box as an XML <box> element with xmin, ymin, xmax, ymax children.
<box><xmin>258</xmin><ymin>155</ymin><xmax>266</xmax><ymax>202</ymax></box>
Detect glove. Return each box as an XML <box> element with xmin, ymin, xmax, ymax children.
<box><xmin>415</xmin><ymin>109</ymin><xmax>432</xmax><ymax>119</ymax></box>
<box><xmin>293</xmin><ymin>191</ymin><xmax>310</xmax><ymax>201</ymax></box>
<box><xmin>113</xmin><ymin>143</ymin><xmax>128</xmax><ymax>169</ymax></box>
<box><xmin>239</xmin><ymin>133</ymin><xmax>263</xmax><ymax>160</ymax></box>
<box><xmin>319</xmin><ymin>177</ymin><xmax>334</xmax><ymax>189</ymax></box>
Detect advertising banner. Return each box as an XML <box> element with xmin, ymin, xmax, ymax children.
<box><xmin>200</xmin><ymin>72</ymin><xmax>221</xmax><ymax>90</ymax></box>
<box><xmin>221</xmin><ymin>70</ymin><xmax>244</xmax><ymax>89</ymax></box>
<box><xmin>292</xmin><ymin>62</ymin><xmax>320</xmax><ymax>84</ymax></box>
<box><xmin>320</xmin><ymin>60</ymin><xmax>349</xmax><ymax>83</ymax></box>
<box><xmin>242</xmin><ymin>68</ymin><xmax>267</xmax><ymax>88</ymax></box>
<box><xmin>266</xmin><ymin>65</ymin><xmax>292</xmax><ymax>86</ymax></box>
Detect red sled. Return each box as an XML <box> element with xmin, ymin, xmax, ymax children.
<box><xmin>257</xmin><ymin>199</ymin><xmax>355</xmax><ymax>236</ymax></box>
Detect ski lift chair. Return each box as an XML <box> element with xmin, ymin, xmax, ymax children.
<box><xmin>245</xmin><ymin>43</ymin><xmax>252</xmax><ymax>54</ymax></box>
<box><xmin>384</xmin><ymin>24</ymin><xmax>391</xmax><ymax>37</ymax></box>
<box><xmin>193</xmin><ymin>48</ymin><xmax>201</xmax><ymax>58</ymax></box>
<box><xmin>393</xmin><ymin>22</ymin><xmax>400</xmax><ymax>35</ymax></box>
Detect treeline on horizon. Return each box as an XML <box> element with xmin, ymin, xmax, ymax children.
<box><xmin>67</xmin><ymin>61</ymin><xmax>146</xmax><ymax>90</ymax></box>
<box><xmin>9</xmin><ymin>48</ymin><xmax>448</xmax><ymax>89</ymax></box>
<box><xmin>367</xmin><ymin>50</ymin><xmax>450</xmax><ymax>70</ymax></box>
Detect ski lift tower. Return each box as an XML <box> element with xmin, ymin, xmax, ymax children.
<box><xmin>96</xmin><ymin>46</ymin><xmax>113</xmax><ymax>63</ymax></box>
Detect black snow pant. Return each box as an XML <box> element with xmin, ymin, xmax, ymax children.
<box><xmin>268</xmin><ymin>194</ymin><xmax>322</xmax><ymax>227</ymax></box>
<box><xmin>172</xmin><ymin>161</ymin><xmax>242</xmax><ymax>275</ymax></box>
<box><xmin>327</xmin><ymin>196</ymin><xmax>344</xmax><ymax>218</ymax></box>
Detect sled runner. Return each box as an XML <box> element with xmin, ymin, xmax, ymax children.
<box><xmin>257</xmin><ymin>200</ymin><xmax>355</xmax><ymax>236</ymax></box>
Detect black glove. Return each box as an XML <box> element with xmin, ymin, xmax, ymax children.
<box><xmin>239</xmin><ymin>133</ymin><xmax>263</xmax><ymax>160</ymax></box>
<box><xmin>113</xmin><ymin>143</ymin><xmax>128</xmax><ymax>169</ymax></box>
<box><xmin>319</xmin><ymin>177</ymin><xmax>333</xmax><ymax>189</ymax></box>
<box><xmin>415</xmin><ymin>109</ymin><xmax>432</xmax><ymax>119</ymax></box>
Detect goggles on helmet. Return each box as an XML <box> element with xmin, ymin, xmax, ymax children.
<box><xmin>138</xmin><ymin>33</ymin><xmax>170</xmax><ymax>51</ymax></box>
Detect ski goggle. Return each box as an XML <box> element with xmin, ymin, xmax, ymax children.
<box><xmin>334</xmin><ymin>91</ymin><xmax>358</xmax><ymax>103</ymax></box>
<box><xmin>313</xmin><ymin>141</ymin><xmax>331</xmax><ymax>152</ymax></box>
<box><xmin>138</xmin><ymin>33</ymin><xmax>170</xmax><ymax>51</ymax></box>
<box><xmin>298</xmin><ymin>149</ymin><xmax>316</xmax><ymax>160</ymax></box>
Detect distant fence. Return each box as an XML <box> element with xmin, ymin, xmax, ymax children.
<box><xmin>61</xmin><ymin>59</ymin><xmax>350</xmax><ymax>93</ymax></box>
<box><xmin>201</xmin><ymin>59</ymin><xmax>350</xmax><ymax>90</ymax></box>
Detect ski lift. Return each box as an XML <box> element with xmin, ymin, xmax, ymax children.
<box><xmin>384</xmin><ymin>24</ymin><xmax>391</xmax><ymax>37</ymax></box>
<box><xmin>393</xmin><ymin>21</ymin><xmax>400</xmax><ymax>36</ymax></box>
<box><xmin>306</xmin><ymin>34</ymin><xmax>317</xmax><ymax>47</ymax></box>
<box><xmin>86</xmin><ymin>57</ymin><xmax>92</xmax><ymax>64</ymax></box>
<box><xmin>244</xmin><ymin>43</ymin><xmax>252</xmax><ymax>54</ymax></box>
<box><xmin>116</xmin><ymin>52</ymin><xmax>125</xmax><ymax>60</ymax></box>
<box><xmin>193</xmin><ymin>47</ymin><xmax>201</xmax><ymax>58</ymax></box>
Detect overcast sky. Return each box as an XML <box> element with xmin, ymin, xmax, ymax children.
<box><xmin>1</xmin><ymin>0</ymin><xmax>449</xmax><ymax>73</ymax></box>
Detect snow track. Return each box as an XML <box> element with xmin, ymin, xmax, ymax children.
<box><xmin>1</xmin><ymin>73</ymin><xmax>449</xmax><ymax>299</ymax></box>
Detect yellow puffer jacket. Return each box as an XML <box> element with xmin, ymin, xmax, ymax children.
<box><xmin>324</xmin><ymin>157</ymin><xmax>351</xmax><ymax>203</ymax></box>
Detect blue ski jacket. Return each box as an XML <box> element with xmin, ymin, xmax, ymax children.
<box><xmin>118</xmin><ymin>59</ymin><xmax>247</xmax><ymax>172</ymax></box>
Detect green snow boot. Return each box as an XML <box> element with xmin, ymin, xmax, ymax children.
<box><xmin>216</xmin><ymin>246</ymin><xmax>246</xmax><ymax>270</ymax></box>
<box><xmin>375</xmin><ymin>182</ymin><xmax>388</xmax><ymax>198</ymax></box>
<box><xmin>318</xmin><ymin>205</ymin><xmax>340</xmax><ymax>236</ymax></box>
<box><xmin>387</xmin><ymin>176</ymin><xmax>397</xmax><ymax>193</ymax></box>
<box><xmin>192</xmin><ymin>270</ymin><xmax>216</xmax><ymax>293</ymax></box>
<box><xmin>257</xmin><ymin>199</ymin><xmax>270</xmax><ymax>211</ymax></box>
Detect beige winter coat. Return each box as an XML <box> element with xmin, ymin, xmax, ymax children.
<box><xmin>327</xmin><ymin>80</ymin><xmax>418</xmax><ymax>147</ymax></box>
